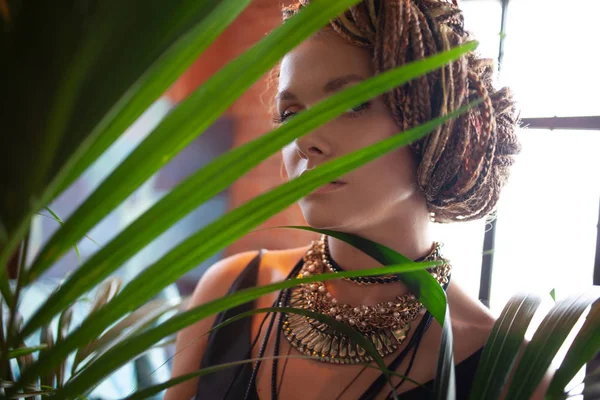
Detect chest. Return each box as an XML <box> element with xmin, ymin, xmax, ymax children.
<box><xmin>249</xmin><ymin>292</ymin><xmax>441</xmax><ymax>400</ymax></box>
<box><xmin>245</xmin><ymin>262</ymin><xmax>490</xmax><ymax>399</ymax></box>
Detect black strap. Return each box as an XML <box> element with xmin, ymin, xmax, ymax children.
<box><xmin>244</xmin><ymin>257</ymin><xmax>304</xmax><ymax>400</ymax></box>
<box><xmin>271</xmin><ymin>286</ymin><xmax>293</xmax><ymax>399</ymax></box>
<box><xmin>197</xmin><ymin>249</ymin><xmax>265</xmax><ymax>400</ymax></box>
<box><xmin>358</xmin><ymin>312</ymin><xmax>434</xmax><ymax>400</ymax></box>
<box><xmin>386</xmin><ymin>314</ymin><xmax>434</xmax><ymax>398</ymax></box>
<box><xmin>222</xmin><ymin>250</ymin><xmax>270</xmax><ymax>400</ymax></box>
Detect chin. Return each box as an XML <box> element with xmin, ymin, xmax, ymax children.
<box><xmin>300</xmin><ymin>201</ymin><xmax>346</xmax><ymax>230</ymax></box>
<box><xmin>305</xmin><ymin>218</ymin><xmax>338</xmax><ymax>230</ymax></box>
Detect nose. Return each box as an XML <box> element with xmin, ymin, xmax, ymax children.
<box><xmin>294</xmin><ymin>130</ymin><xmax>331</xmax><ymax>165</ymax></box>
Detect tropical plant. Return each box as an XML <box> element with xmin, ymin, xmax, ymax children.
<box><xmin>0</xmin><ymin>1</ymin><xmax>598</xmax><ymax>399</ymax></box>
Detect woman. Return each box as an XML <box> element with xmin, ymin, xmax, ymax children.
<box><xmin>167</xmin><ymin>1</ymin><xmax>549</xmax><ymax>399</ymax></box>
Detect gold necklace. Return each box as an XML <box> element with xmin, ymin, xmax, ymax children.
<box><xmin>281</xmin><ymin>236</ymin><xmax>451</xmax><ymax>365</ymax></box>
<box><xmin>323</xmin><ymin>235</ymin><xmax>444</xmax><ymax>285</ymax></box>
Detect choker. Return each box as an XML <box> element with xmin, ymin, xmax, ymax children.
<box><xmin>323</xmin><ymin>235</ymin><xmax>443</xmax><ymax>285</ymax></box>
<box><xmin>281</xmin><ymin>236</ymin><xmax>451</xmax><ymax>365</ymax></box>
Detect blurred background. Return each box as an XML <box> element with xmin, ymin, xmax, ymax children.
<box><xmin>24</xmin><ymin>0</ymin><xmax>599</xmax><ymax>395</ymax></box>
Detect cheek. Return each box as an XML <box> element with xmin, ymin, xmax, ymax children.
<box><xmin>348</xmin><ymin>113</ymin><xmax>416</xmax><ymax>178</ymax></box>
<box><xmin>344</xmin><ymin>106</ymin><xmax>399</xmax><ymax>148</ymax></box>
<box><xmin>382</xmin><ymin>148</ymin><xmax>419</xmax><ymax>184</ymax></box>
<box><xmin>357</xmin><ymin>148</ymin><xmax>419</xmax><ymax>196</ymax></box>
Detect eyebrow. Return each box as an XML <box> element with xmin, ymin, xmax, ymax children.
<box><xmin>276</xmin><ymin>74</ymin><xmax>365</xmax><ymax>102</ymax></box>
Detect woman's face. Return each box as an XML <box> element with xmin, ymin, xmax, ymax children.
<box><xmin>278</xmin><ymin>29</ymin><xmax>424</xmax><ymax>231</ymax></box>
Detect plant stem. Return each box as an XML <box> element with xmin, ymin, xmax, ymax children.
<box><xmin>3</xmin><ymin>231</ymin><xmax>29</xmax><ymax>375</ymax></box>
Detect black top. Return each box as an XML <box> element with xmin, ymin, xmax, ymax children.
<box><xmin>195</xmin><ymin>251</ymin><xmax>483</xmax><ymax>400</ymax></box>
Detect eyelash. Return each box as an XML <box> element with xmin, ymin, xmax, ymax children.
<box><xmin>272</xmin><ymin>101</ymin><xmax>371</xmax><ymax>124</ymax></box>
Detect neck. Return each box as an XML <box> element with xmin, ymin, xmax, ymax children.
<box><xmin>325</xmin><ymin>201</ymin><xmax>433</xmax><ymax>305</ymax></box>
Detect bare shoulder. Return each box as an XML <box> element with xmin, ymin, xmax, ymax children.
<box><xmin>165</xmin><ymin>250</ymin><xmax>266</xmax><ymax>400</ymax></box>
<box><xmin>446</xmin><ymin>282</ymin><xmax>497</xmax><ymax>359</ymax></box>
<box><xmin>192</xmin><ymin>244</ymin><xmax>311</xmax><ymax>299</ymax></box>
<box><xmin>189</xmin><ymin>250</ymin><xmax>264</xmax><ymax>302</ymax></box>
<box><xmin>256</xmin><ymin>245</ymin><xmax>311</xmax><ymax>285</ymax></box>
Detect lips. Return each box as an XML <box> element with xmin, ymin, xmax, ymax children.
<box><xmin>299</xmin><ymin>170</ymin><xmax>346</xmax><ymax>184</ymax></box>
<box><xmin>298</xmin><ymin>170</ymin><xmax>347</xmax><ymax>194</ymax></box>
<box><xmin>311</xmin><ymin>181</ymin><xmax>347</xmax><ymax>195</ymax></box>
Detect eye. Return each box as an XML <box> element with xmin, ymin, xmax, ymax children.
<box><xmin>347</xmin><ymin>101</ymin><xmax>371</xmax><ymax>114</ymax></box>
<box><xmin>273</xmin><ymin>101</ymin><xmax>371</xmax><ymax>125</ymax></box>
<box><xmin>272</xmin><ymin>110</ymin><xmax>296</xmax><ymax>124</ymax></box>
<box><xmin>272</xmin><ymin>106</ymin><xmax>302</xmax><ymax>124</ymax></box>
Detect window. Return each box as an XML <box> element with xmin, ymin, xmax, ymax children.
<box><xmin>491</xmin><ymin>129</ymin><xmax>600</xmax><ymax>313</ymax></box>
<box><xmin>499</xmin><ymin>0</ymin><xmax>600</xmax><ymax>118</ymax></box>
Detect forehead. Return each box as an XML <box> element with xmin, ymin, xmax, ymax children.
<box><xmin>278</xmin><ymin>29</ymin><xmax>374</xmax><ymax>95</ymax></box>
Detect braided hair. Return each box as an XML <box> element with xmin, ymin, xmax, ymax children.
<box><xmin>280</xmin><ymin>0</ymin><xmax>520</xmax><ymax>223</ymax></box>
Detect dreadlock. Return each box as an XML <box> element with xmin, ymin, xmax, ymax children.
<box><xmin>281</xmin><ymin>0</ymin><xmax>520</xmax><ymax>223</ymax></box>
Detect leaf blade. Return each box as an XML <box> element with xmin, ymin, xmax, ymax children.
<box><xmin>213</xmin><ymin>307</ymin><xmax>388</xmax><ymax>370</ymax></box>
<box><xmin>434</xmin><ymin>305</ymin><xmax>455</xmax><ymax>400</ymax></box>
<box><xmin>25</xmin><ymin>0</ymin><xmax>366</xmax><ymax>284</ymax></box>
<box><xmin>277</xmin><ymin>226</ymin><xmax>448</xmax><ymax>324</ymax></box>
<box><xmin>276</xmin><ymin>227</ymin><xmax>455</xmax><ymax>399</ymax></box>
<box><xmin>7</xmin><ymin>345</ymin><xmax>48</xmax><ymax>359</ymax></box>
<box><xmin>505</xmin><ymin>290</ymin><xmax>600</xmax><ymax>400</ymax></box>
<box><xmin>19</xmin><ymin>41</ymin><xmax>478</xmax><ymax>340</ymax></box>
<box><xmin>51</xmin><ymin>0</ymin><xmax>252</xmax><ymax>197</ymax></box>
<box><xmin>54</xmin><ymin>264</ymin><xmax>434</xmax><ymax>398</ymax></box>
<box><xmin>17</xmin><ymin>100</ymin><xmax>477</xmax><ymax>392</ymax></box>
<box><xmin>468</xmin><ymin>293</ymin><xmax>542</xmax><ymax>400</ymax></box>
<box><xmin>0</xmin><ymin>0</ymin><xmax>249</xmax><ymax>284</ymax></box>
<box><xmin>123</xmin><ymin>353</ymin><xmax>428</xmax><ymax>400</ymax></box>
<box><xmin>546</xmin><ymin>300</ymin><xmax>600</xmax><ymax>399</ymax></box>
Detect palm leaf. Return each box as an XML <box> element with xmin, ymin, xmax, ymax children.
<box><xmin>505</xmin><ymin>290</ymin><xmax>600</xmax><ymax>399</ymax></box>
<box><xmin>39</xmin><ymin>323</ymin><xmax>55</xmax><ymax>389</ymax></box>
<box><xmin>71</xmin><ymin>278</ymin><xmax>122</xmax><ymax>373</ymax></box>
<box><xmin>203</xmin><ymin>306</ymin><xmax>436</xmax><ymax>394</ymax></box>
<box><xmin>7</xmin><ymin>345</ymin><xmax>48</xmax><ymax>359</ymax></box>
<box><xmin>51</xmin><ymin>0</ymin><xmax>253</xmax><ymax>198</ymax></box>
<box><xmin>56</xmin><ymin>306</ymin><xmax>74</xmax><ymax>387</ymax></box>
<box><xmin>129</xmin><ymin>307</ymin><xmax>432</xmax><ymax>399</ymax></box>
<box><xmin>19</xmin><ymin>41</ymin><xmax>477</xmax><ymax>342</ymax></box>
<box><xmin>42</xmin><ymin>207</ymin><xmax>82</xmax><ymax>263</ymax></box>
<box><xmin>12</xmin><ymin>313</ymin><xmax>32</xmax><ymax>374</ymax></box>
<box><xmin>546</xmin><ymin>300</ymin><xmax>600</xmax><ymax>399</ymax></box>
<box><xmin>278</xmin><ymin>227</ymin><xmax>448</xmax><ymax>324</ymax></box>
<box><xmin>16</xmin><ymin>100</ymin><xmax>475</xmax><ymax>393</ymax></box>
<box><xmin>468</xmin><ymin>293</ymin><xmax>542</xmax><ymax>400</ymax></box>
<box><xmin>124</xmin><ymin>353</ymin><xmax>430</xmax><ymax>400</ymax></box>
<box><xmin>433</xmin><ymin>306</ymin><xmax>455</xmax><ymax>400</ymax></box>
<box><xmin>0</xmin><ymin>298</ymin><xmax>13</xmax><ymax>381</ymax></box>
<box><xmin>0</xmin><ymin>0</ymin><xmax>252</xmax><ymax>286</ymax></box>
<box><xmin>25</xmin><ymin>0</ymin><xmax>366</xmax><ymax>285</ymax></box>
<box><xmin>38</xmin><ymin>207</ymin><xmax>100</xmax><ymax>251</ymax></box>
<box><xmin>74</xmin><ymin>297</ymin><xmax>189</xmax><ymax>375</ymax></box>
<box><xmin>54</xmin><ymin>264</ymin><xmax>436</xmax><ymax>398</ymax></box>
<box><xmin>210</xmin><ymin>306</ymin><xmax>389</xmax><ymax>374</ymax></box>
<box><xmin>279</xmin><ymin>226</ymin><xmax>455</xmax><ymax>399</ymax></box>
<box><xmin>4</xmin><ymin>389</ymin><xmax>55</xmax><ymax>399</ymax></box>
